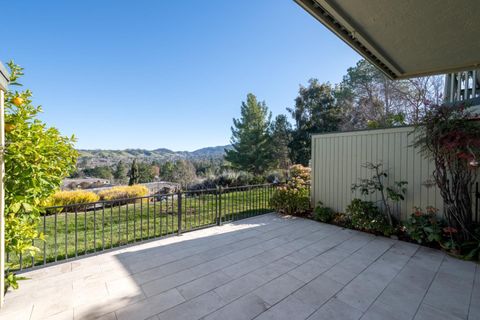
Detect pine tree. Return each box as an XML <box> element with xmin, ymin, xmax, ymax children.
<box><xmin>128</xmin><ymin>159</ymin><xmax>139</xmax><ymax>186</ymax></box>
<box><xmin>225</xmin><ymin>93</ymin><xmax>273</xmax><ymax>175</ymax></box>
<box><xmin>271</xmin><ymin>115</ymin><xmax>292</xmax><ymax>170</ymax></box>
<box><xmin>114</xmin><ymin>161</ymin><xmax>127</xmax><ymax>181</ymax></box>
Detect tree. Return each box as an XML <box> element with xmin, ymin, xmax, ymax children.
<box><xmin>337</xmin><ymin>59</ymin><xmax>443</xmax><ymax>129</ymax></box>
<box><xmin>113</xmin><ymin>161</ymin><xmax>127</xmax><ymax>181</ymax></box>
<box><xmin>82</xmin><ymin>166</ymin><xmax>113</xmax><ymax>180</ymax></box>
<box><xmin>171</xmin><ymin>159</ymin><xmax>197</xmax><ymax>188</ymax></box>
<box><xmin>270</xmin><ymin>115</ymin><xmax>292</xmax><ymax>170</ymax></box>
<box><xmin>225</xmin><ymin>93</ymin><xmax>273</xmax><ymax>174</ymax></box>
<box><xmin>413</xmin><ymin>104</ymin><xmax>480</xmax><ymax>242</ymax></box>
<box><xmin>128</xmin><ymin>159</ymin><xmax>139</xmax><ymax>185</ymax></box>
<box><xmin>137</xmin><ymin>162</ymin><xmax>155</xmax><ymax>183</ymax></box>
<box><xmin>4</xmin><ymin>62</ymin><xmax>78</xmax><ymax>291</ymax></box>
<box><xmin>288</xmin><ymin>80</ymin><xmax>341</xmax><ymax>165</ymax></box>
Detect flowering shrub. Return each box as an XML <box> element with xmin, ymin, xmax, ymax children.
<box><xmin>289</xmin><ymin>164</ymin><xmax>311</xmax><ymax>186</ymax></box>
<box><xmin>346</xmin><ymin>199</ymin><xmax>394</xmax><ymax>236</ymax></box>
<box><xmin>45</xmin><ymin>190</ymin><xmax>99</xmax><ymax>212</ymax></box>
<box><xmin>99</xmin><ymin>185</ymin><xmax>149</xmax><ymax>202</ymax></box>
<box><xmin>270</xmin><ymin>164</ymin><xmax>311</xmax><ymax>215</ymax></box>
<box><xmin>404</xmin><ymin>207</ymin><xmax>443</xmax><ymax>244</ymax></box>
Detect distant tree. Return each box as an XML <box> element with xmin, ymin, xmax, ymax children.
<box><xmin>225</xmin><ymin>93</ymin><xmax>273</xmax><ymax>174</ymax></box>
<box><xmin>159</xmin><ymin>161</ymin><xmax>175</xmax><ymax>181</ymax></box>
<box><xmin>288</xmin><ymin>80</ymin><xmax>341</xmax><ymax>165</ymax></box>
<box><xmin>270</xmin><ymin>115</ymin><xmax>292</xmax><ymax>170</ymax></box>
<box><xmin>137</xmin><ymin>162</ymin><xmax>155</xmax><ymax>183</ymax></box>
<box><xmin>113</xmin><ymin>161</ymin><xmax>127</xmax><ymax>181</ymax></box>
<box><xmin>336</xmin><ymin>59</ymin><xmax>443</xmax><ymax>129</ymax></box>
<box><xmin>82</xmin><ymin>166</ymin><xmax>113</xmax><ymax>180</ymax></box>
<box><xmin>128</xmin><ymin>159</ymin><xmax>139</xmax><ymax>185</ymax></box>
<box><xmin>171</xmin><ymin>160</ymin><xmax>197</xmax><ymax>188</ymax></box>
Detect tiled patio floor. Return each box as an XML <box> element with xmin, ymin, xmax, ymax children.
<box><xmin>1</xmin><ymin>213</ymin><xmax>479</xmax><ymax>320</ymax></box>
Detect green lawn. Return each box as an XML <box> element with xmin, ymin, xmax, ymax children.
<box><xmin>9</xmin><ymin>186</ymin><xmax>274</xmax><ymax>270</ymax></box>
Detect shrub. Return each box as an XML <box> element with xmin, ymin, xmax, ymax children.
<box><xmin>46</xmin><ymin>190</ymin><xmax>99</xmax><ymax>212</ymax></box>
<box><xmin>99</xmin><ymin>185</ymin><xmax>149</xmax><ymax>202</ymax></box>
<box><xmin>314</xmin><ymin>202</ymin><xmax>334</xmax><ymax>223</ymax></box>
<box><xmin>332</xmin><ymin>212</ymin><xmax>351</xmax><ymax>227</ymax></box>
<box><xmin>346</xmin><ymin>198</ymin><xmax>393</xmax><ymax>236</ymax></box>
<box><xmin>289</xmin><ymin>164</ymin><xmax>311</xmax><ymax>186</ymax></box>
<box><xmin>270</xmin><ymin>186</ymin><xmax>310</xmax><ymax>215</ymax></box>
<box><xmin>270</xmin><ymin>164</ymin><xmax>311</xmax><ymax>215</ymax></box>
<box><xmin>404</xmin><ymin>207</ymin><xmax>443</xmax><ymax>244</ymax></box>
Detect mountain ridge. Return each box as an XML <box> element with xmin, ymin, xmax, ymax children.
<box><xmin>78</xmin><ymin>145</ymin><xmax>232</xmax><ymax>168</ymax></box>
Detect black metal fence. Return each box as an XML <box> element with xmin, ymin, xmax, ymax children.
<box><xmin>8</xmin><ymin>184</ymin><xmax>277</xmax><ymax>271</ymax></box>
<box><xmin>475</xmin><ymin>182</ymin><xmax>479</xmax><ymax>223</ymax></box>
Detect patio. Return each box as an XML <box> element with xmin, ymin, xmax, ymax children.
<box><xmin>0</xmin><ymin>213</ymin><xmax>478</xmax><ymax>320</ymax></box>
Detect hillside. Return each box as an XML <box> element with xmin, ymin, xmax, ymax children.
<box><xmin>78</xmin><ymin>145</ymin><xmax>232</xmax><ymax>168</ymax></box>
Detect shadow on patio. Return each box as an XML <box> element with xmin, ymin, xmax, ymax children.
<box><xmin>1</xmin><ymin>213</ymin><xmax>479</xmax><ymax>320</ymax></box>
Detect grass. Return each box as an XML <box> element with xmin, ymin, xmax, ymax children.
<box><xmin>9</xmin><ymin>186</ymin><xmax>274</xmax><ymax>270</ymax></box>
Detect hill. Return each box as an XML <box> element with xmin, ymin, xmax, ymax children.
<box><xmin>78</xmin><ymin>145</ymin><xmax>232</xmax><ymax>168</ymax></box>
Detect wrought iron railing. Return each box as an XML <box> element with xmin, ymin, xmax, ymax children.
<box><xmin>8</xmin><ymin>184</ymin><xmax>277</xmax><ymax>271</ymax></box>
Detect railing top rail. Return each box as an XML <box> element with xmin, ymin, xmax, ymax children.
<box><xmin>43</xmin><ymin>183</ymin><xmax>277</xmax><ymax>211</ymax></box>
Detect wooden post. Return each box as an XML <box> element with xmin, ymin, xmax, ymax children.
<box><xmin>0</xmin><ymin>61</ymin><xmax>9</xmax><ymax>308</ymax></box>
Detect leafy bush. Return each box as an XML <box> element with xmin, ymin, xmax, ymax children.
<box><xmin>332</xmin><ymin>212</ymin><xmax>351</xmax><ymax>227</ymax></box>
<box><xmin>4</xmin><ymin>62</ymin><xmax>78</xmax><ymax>292</ymax></box>
<box><xmin>314</xmin><ymin>202</ymin><xmax>335</xmax><ymax>223</ymax></box>
<box><xmin>404</xmin><ymin>207</ymin><xmax>443</xmax><ymax>244</ymax></box>
<box><xmin>270</xmin><ymin>186</ymin><xmax>310</xmax><ymax>215</ymax></box>
<box><xmin>270</xmin><ymin>164</ymin><xmax>311</xmax><ymax>215</ymax></box>
<box><xmin>45</xmin><ymin>190</ymin><xmax>99</xmax><ymax>212</ymax></box>
<box><xmin>351</xmin><ymin>162</ymin><xmax>407</xmax><ymax>226</ymax></box>
<box><xmin>346</xmin><ymin>199</ymin><xmax>393</xmax><ymax>236</ymax></box>
<box><xmin>99</xmin><ymin>185</ymin><xmax>149</xmax><ymax>202</ymax></box>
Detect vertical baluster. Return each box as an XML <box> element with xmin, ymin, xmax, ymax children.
<box><xmin>75</xmin><ymin>206</ymin><xmax>78</xmax><ymax>258</ymax></box>
<box><xmin>54</xmin><ymin>211</ymin><xmax>58</xmax><ymax>262</ymax></box>
<box><xmin>126</xmin><ymin>203</ymin><xmax>129</xmax><ymax>243</ymax></box>
<box><xmin>93</xmin><ymin>206</ymin><xmax>96</xmax><ymax>252</ymax></box>
<box><xmin>140</xmin><ymin>197</ymin><xmax>143</xmax><ymax>241</ymax></box>
<box><xmin>110</xmin><ymin>205</ymin><xmax>113</xmax><ymax>248</ymax></box>
<box><xmin>118</xmin><ymin>202</ymin><xmax>121</xmax><ymax>245</ymax></box>
<box><xmin>147</xmin><ymin>196</ymin><xmax>150</xmax><ymax>239</ymax></box>
<box><xmin>101</xmin><ymin>204</ymin><xmax>105</xmax><ymax>250</ymax></box>
<box><xmin>133</xmin><ymin>201</ymin><xmax>136</xmax><ymax>242</ymax></box>
<box><xmin>43</xmin><ymin>213</ymin><xmax>46</xmax><ymax>266</ymax></box>
<box><xmin>84</xmin><ymin>207</ymin><xmax>87</xmax><ymax>255</ymax></box>
<box><xmin>153</xmin><ymin>196</ymin><xmax>156</xmax><ymax>237</ymax></box>
<box><xmin>65</xmin><ymin>207</ymin><xmax>68</xmax><ymax>260</ymax></box>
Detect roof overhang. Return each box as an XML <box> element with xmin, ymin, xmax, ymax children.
<box><xmin>294</xmin><ymin>0</ymin><xmax>480</xmax><ymax>79</ymax></box>
<box><xmin>0</xmin><ymin>61</ymin><xmax>8</xmax><ymax>91</ymax></box>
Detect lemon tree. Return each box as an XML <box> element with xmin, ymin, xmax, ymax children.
<box><xmin>4</xmin><ymin>62</ymin><xmax>78</xmax><ymax>292</ymax></box>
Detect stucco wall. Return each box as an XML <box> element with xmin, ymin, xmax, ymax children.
<box><xmin>311</xmin><ymin>126</ymin><xmax>445</xmax><ymax>221</ymax></box>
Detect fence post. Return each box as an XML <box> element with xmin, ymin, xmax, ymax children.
<box><xmin>217</xmin><ymin>187</ymin><xmax>222</xmax><ymax>226</ymax></box>
<box><xmin>177</xmin><ymin>190</ymin><xmax>182</xmax><ymax>235</ymax></box>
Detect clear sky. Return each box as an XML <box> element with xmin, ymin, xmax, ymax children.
<box><xmin>1</xmin><ymin>0</ymin><xmax>361</xmax><ymax>151</ymax></box>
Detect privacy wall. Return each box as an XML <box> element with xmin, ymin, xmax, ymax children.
<box><xmin>311</xmin><ymin>126</ymin><xmax>444</xmax><ymax>221</ymax></box>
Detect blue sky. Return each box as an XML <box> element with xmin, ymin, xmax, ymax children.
<box><xmin>1</xmin><ymin>0</ymin><xmax>360</xmax><ymax>151</ymax></box>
